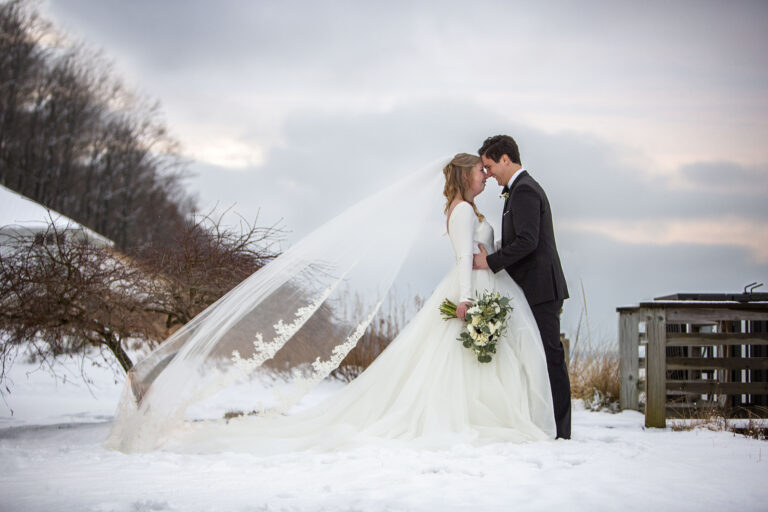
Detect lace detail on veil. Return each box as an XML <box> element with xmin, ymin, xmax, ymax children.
<box><xmin>230</xmin><ymin>284</ymin><xmax>338</xmax><ymax>374</ymax></box>
<box><xmin>271</xmin><ymin>302</ymin><xmax>383</xmax><ymax>413</ymax></box>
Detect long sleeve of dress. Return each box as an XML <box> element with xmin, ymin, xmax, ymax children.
<box><xmin>448</xmin><ymin>202</ymin><xmax>477</xmax><ymax>303</ymax></box>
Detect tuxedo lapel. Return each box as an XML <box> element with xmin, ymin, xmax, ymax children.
<box><xmin>502</xmin><ymin>171</ymin><xmax>528</xmax><ymax>214</ymax></box>
<box><xmin>502</xmin><ymin>171</ymin><xmax>529</xmax><ymax>214</ymax></box>
<box><xmin>509</xmin><ymin>171</ymin><xmax>529</xmax><ymax>192</ymax></box>
<box><xmin>501</xmin><ymin>186</ymin><xmax>513</xmax><ymax>246</ymax></box>
<box><xmin>500</xmin><ymin>171</ymin><xmax>529</xmax><ymax>244</ymax></box>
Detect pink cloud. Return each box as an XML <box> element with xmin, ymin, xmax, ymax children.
<box><xmin>561</xmin><ymin>216</ymin><xmax>768</xmax><ymax>263</ymax></box>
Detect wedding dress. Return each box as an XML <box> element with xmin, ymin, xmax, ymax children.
<box><xmin>162</xmin><ymin>201</ymin><xmax>556</xmax><ymax>454</ymax></box>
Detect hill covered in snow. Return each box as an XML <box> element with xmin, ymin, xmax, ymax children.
<box><xmin>0</xmin><ymin>184</ymin><xmax>112</xmax><ymax>248</ymax></box>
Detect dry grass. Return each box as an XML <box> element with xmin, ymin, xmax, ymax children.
<box><xmin>732</xmin><ymin>413</ymin><xmax>768</xmax><ymax>440</ymax></box>
<box><xmin>566</xmin><ymin>279</ymin><xmax>621</xmax><ymax>412</ymax></box>
<box><xmin>332</xmin><ymin>291</ymin><xmax>424</xmax><ymax>382</ymax></box>
<box><xmin>568</xmin><ymin>342</ymin><xmax>621</xmax><ymax>412</ymax></box>
<box><xmin>669</xmin><ymin>407</ymin><xmax>729</xmax><ymax>432</ymax></box>
<box><xmin>669</xmin><ymin>406</ymin><xmax>768</xmax><ymax>440</ymax></box>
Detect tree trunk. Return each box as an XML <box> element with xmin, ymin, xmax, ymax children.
<box><xmin>103</xmin><ymin>334</ymin><xmax>134</xmax><ymax>373</ymax></box>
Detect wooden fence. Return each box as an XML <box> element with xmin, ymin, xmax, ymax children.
<box><xmin>617</xmin><ymin>297</ymin><xmax>768</xmax><ymax>428</ymax></box>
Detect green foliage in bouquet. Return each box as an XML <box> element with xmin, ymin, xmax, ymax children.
<box><xmin>439</xmin><ymin>291</ymin><xmax>513</xmax><ymax>363</ymax></box>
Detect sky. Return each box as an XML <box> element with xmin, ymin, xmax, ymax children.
<box><xmin>40</xmin><ymin>0</ymin><xmax>768</xmax><ymax>344</ymax></box>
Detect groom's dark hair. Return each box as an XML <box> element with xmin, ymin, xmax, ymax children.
<box><xmin>478</xmin><ymin>135</ymin><xmax>521</xmax><ymax>165</ymax></box>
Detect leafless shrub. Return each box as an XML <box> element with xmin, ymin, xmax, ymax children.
<box><xmin>136</xmin><ymin>208</ymin><xmax>285</xmax><ymax>329</ymax></box>
<box><xmin>0</xmin><ymin>210</ymin><xmax>284</xmax><ymax>392</ymax></box>
<box><xmin>0</xmin><ymin>223</ymin><xmax>164</xmax><ymax>381</ymax></box>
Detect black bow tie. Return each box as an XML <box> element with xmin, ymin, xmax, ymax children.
<box><xmin>502</xmin><ymin>185</ymin><xmax>510</xmax><ymax>195</ymax></box>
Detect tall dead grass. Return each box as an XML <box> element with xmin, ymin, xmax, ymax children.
<box><xmin>669</xmin><ymin>406</ymin><xmax>768</xmax><ymax>440</ymax></box>
<box><xmin>568</xmin><ymin>342</ymin><xmax>621</xmax><ymax>412</ymax></box>
<box><xmin>566</xmin><ymin>279</ymin><xmax>621</xmax><ymax>412</ymax></box>
<box><xmin>332</xmin><ymin>291</ymin><xmax>424</xmax><ymax>382</ymax></box>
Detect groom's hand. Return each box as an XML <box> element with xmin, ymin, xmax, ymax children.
<box><xmin>456</xmin><ymin>301</ymin><xmax>472</xmax><ymax>321</ymax></box>
<box><xmin>473</xmin><ymin>244</ymin><xmax>489</xmax><ymax>270</ymax></box>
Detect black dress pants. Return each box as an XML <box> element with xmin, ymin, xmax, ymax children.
<box><xmin>530</xmin><ymin>299</ymin><xmax>571</xmax><ymax>439</ymax></box>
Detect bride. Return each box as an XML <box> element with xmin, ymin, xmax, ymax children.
<box><xmin>108</xmin><ymin>153</ymin><xmax>556</xmax><ymax>454</ymax></box>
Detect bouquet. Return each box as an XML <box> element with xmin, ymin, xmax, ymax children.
<box><xmin>439</xmin><ymin>291</ymin><xmax>513</xmax><ymax>363</ymax></box>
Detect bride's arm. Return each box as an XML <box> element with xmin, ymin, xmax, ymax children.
<box><xmin>448</xmin><ymin>202</ymin><xmax>477</xmax><ymax>309</ymax></box>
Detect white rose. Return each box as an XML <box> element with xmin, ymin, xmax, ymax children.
<box><xmin>471</xmin><ymin>315</ymin><xmax>482</xmax><ymax>327</ymax></box>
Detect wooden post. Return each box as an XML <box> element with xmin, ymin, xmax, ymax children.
<box><xmin>645</xmin><ymin>308</ymin><xmax>667</xmax><ymax>428</ymax></box>
<box><xmin>619</xmin><ymin>311</ymin><xmax>640</xmax><ymax>410</ymax></box>
<box><xmin>718</xmin><ymin>321</ymin><xmax>732</xmax><ymax>408</ymax></box>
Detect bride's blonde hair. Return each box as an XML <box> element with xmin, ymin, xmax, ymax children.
<box><xmin>443</xmin><ymin>153</ymin><xmax>485</xmax><ymax>222</ymax></box>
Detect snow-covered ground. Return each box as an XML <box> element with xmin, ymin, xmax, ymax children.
<box><xmin>0</xmin><ymin>184</ymin><xmax>112</xmax><ymax>248</ymax></box>
<box><xmin>1</xmin><ymin>357</ymin><xmax>766</xmax><ymax>512</ymax></box>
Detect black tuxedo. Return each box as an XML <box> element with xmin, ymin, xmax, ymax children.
<box><xmin>486</xmin><ymin>170</ymin><xmax>572</xmax><ymax>439</ymax></box>
<box><xmin>486</xmin><ymin>171</ymin><xmax>568</xmax><ymax>306</ymax></box>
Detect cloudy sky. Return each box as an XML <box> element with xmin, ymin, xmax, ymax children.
<box><xmin>41</xmin><ymin>0</ymin><xmax>768</xmax><ymax>343</ymax></box>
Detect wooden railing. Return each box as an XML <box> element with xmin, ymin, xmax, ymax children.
<box><xmin>617</xmin><ymin>300</ymin><xmax>768</xmax><ymax>428</ymax></box>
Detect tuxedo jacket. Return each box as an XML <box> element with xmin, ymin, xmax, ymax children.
<box><xmin>486</xmin><ymin>171</ymin><xmax>569</xmax><ymax>306</ymax></box>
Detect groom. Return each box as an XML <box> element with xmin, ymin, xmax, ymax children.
<box><xmin>473</xmin><ymin>135</ymin><xmax>571</xmax><ymax>439</ymax></box>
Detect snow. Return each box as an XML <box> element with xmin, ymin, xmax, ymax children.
<box><xmin>0</xmin><ymin>184</ymin><xmax>112</xmax><ymax>246</ymax></box>
<box><xmin>0</xmin><ymin>184</ymin><xmax>76</xmax><ymax>230</ymax></box>
<box><xmin>1</xmin><ymin>357</ymin><xmax>766</xmax><ymax>512</ymax></box>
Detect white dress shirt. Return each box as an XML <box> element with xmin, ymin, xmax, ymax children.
<box><xmin>506</xmin><ymin>167</ymin><xmax>526</xmax><ymax>189</ymax></box>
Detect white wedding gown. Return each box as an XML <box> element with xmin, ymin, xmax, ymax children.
<box><xmin>165</xmin><ymin>201</ymin><xmax>556</xmax><ymax>453</ymax></box>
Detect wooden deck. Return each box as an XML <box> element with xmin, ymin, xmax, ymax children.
<box><xmin>617</xmin><ymin>297</ymin><xmax>768</xmax><ymax>428</ymax></box>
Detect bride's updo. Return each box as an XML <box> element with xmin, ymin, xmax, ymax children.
<box><xmin>443</xmin><ymin>153</ymin><xmax>485</xmax><ymax>222</ymax></box>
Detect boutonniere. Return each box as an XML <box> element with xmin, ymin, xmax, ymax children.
<box><xmin>499</xmin><ymin>192</ymin><xmax>509</xmax><ymax>200</ymax></box>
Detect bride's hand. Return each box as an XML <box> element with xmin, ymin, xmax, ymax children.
<box><xmin>456</xmin><ymin>301</ymin><xmax>472</xmax><ymax>321</ymax></box>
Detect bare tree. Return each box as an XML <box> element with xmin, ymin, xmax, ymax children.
<box><xmin>0</xmin><ymin>0</ymin><xmax>195</xmax><ymax>254</ymax></box>
<box><xmin>0</xmin><ymin>224</ymin><xmax>165</xmax><ymax>382</ymax></box>
<box><xmin>0</xmin><ymin>2</ymin><xmax>293</xmax><ymax>395</ymax></box>
<box><xmin>138</xmin><ymin>209</ymin><xmax>285</xmax><ymax>328</ymax></box>
<box><xmin>0</xmin><ymin>209</ymin><xmax>284</xmax><ymax>389</ymax></box>
<box><xmin>0</xmin><ymin>0</ymin><xmax>51</xmax><ymax>192</ymax></box>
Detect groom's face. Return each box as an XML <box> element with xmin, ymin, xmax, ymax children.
<box><xmin>481</xmin><ymin>155</ymin><xmax>507</xmax><ymax>186</ymax></box>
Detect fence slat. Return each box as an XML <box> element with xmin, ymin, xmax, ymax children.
<box><xmin>666</xmin><ymin>308</ymin><xmax>768</xmax><ymax>323</ymax></box>
<box><xmin>667</xmin><ymin>357</ymin><xmax>768</xmax><ymax>370</ymax></box>
<box><xmin>666</xmin><ymin>381</ymin><xmax>768</xmax><ymax>394</ymax></box>
<box><xmin>645</xmin><ymin>309</ymin><xmax>667</xmax><ymax>428</ymax></box>
<box><xmin>666</xmin><ymin>333</ymin><xmax>768</xmax><ymax>347</ymax></box>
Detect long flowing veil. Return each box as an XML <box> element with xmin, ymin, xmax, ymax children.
<box><xmin>106</xmin><ymin>159</ymin><xmax>447</xmax><ymax>452</ymax></box>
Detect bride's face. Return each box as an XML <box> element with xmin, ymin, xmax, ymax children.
<box><xmin>466</xmin><ymin>162</ymin><xmax>487</xmax><ymax>198</ymax></box>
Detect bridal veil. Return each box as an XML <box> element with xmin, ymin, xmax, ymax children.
<box><xmin>107</xmin><ymin>160</ymin><xmax>447</xmax><ymax>452</ymax></box>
